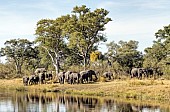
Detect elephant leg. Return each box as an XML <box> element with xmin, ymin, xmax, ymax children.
<box><xmin>86</xmin><ymin>77</ymin><xmax>88</xmax><ymax>83</ymax></box>
<box><xmin>81</xmin><ymin>78</ymin><xmax>84</xmax><ymax>84</ymax></box>
<box><xmin>70</xmin><ymin>78</ymin><xmax>73</xmax><ymax>84</ymax></box>
<box><xmin>63</xmin><ymin>78</ymin><xmax>65</xmax><ymax>84</ymax></box>
<box><xmin>108</xmin><ymin>75</ymin><xmax>111</xmax><ymax>80</ymax></box>
<box><xmin>59</xmin><ymin>78</ymin><xmax>62</xmax><ymax>84</ymax></box>
<box><xmin>90</xmin><ymin>75</ymin><xmax>92</xmax><ymax>81</ymax></box>
<box><xmin>77</xmin><ymin>78</ymin><xmax>80</xmax><ymax>84</ymax></box>
<box><xmin>138</xmin><ymin>73</ymin><xmax>142</xmax><ymax>80</ymax></box>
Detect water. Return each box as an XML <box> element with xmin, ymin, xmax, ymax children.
<box><xmin>0</xmin><ymin>91</ymin><xmax>169</xmax><ymax>112</ymax></box>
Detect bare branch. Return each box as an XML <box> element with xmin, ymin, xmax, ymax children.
<box><xmin>42</xmin><ymin>46</ymin><xmax>55</xmax><ymax>64</ymax></box>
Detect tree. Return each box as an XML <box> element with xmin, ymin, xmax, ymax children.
<box><xmin>35</xmin><ymin>15</ymin><xmax>70</xmax><ymax>74</ymax></box>
<box><xmin>155</xmin><ymin>24</ymin><xmax>170</xmax><ymax>61</ymax></box>
<box><xmin>23</xmin><ymin>46</ymin><xmax>40</xmax><ymax>73</ymax></box>
<box><xmin>106</xmin><ymin>40</ymin><xmax>143</xmax><ymax>73</ymax></box>
<box><xmin>144</xmin><ymin>24</ymin><xmax>170</xmax><ymax>75</ymax></box>
<box><xmin>63</xmin><ymin>5</ymin><xmax>112</xmax><ymax>70</ymax></box>
<box><xmin>0</xmin><ymin>39</ymin><xmax>35</xmax><ymax>75</ymax></box>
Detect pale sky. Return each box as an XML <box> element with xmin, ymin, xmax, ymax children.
<box><xmin>0</xmin><ymin>0</ymin><xmax>170</xmax><ymax>55</ymax></box>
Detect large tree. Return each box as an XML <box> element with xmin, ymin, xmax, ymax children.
<box><xmin>0</xmin><ymin>39</ymin><xmax>35</xmax><ymax>75</ymax></box>
<box><xmin>35</xmin><ymin>15</ymin><xmax>70</xmax><ymax>74</ymax></box>
<box><xmin>63</xmin><ymin>5</ymin><xmax>112</xmax><ymax>70</ymax></box>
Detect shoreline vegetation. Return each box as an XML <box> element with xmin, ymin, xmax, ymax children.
<box><xmin>1</xmin><ymin>78</ymin><xmax>170</xmax><ymax>102</ymax></box>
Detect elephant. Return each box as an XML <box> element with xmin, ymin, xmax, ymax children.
<box><xmin>130</xmin><ymin>68</ymin><xmax>146</xmax><ymax>79</ymax></box>
<box><xmin>153</xmin><ymin>67</ymin><xmax>163</xmax><ymax>78</ymax></box>
<box><xmin>65</xmin><ymin>71</ymin><xmax>72</xmax><ymax>83</ymax></box>
<box><xmin>34</xmin><ymin>75</ymin><xmax>40</xmax><ymax>84</ymax></box>
<box><xmin>103</xmin><ymin>72</ymin><xmax>113</xmax><ymax>80</ymax></box>
<box><xmin>80</xmin><ymin>70</ymin><xmax>98</xmax><ymax>83</ymax></box>
<box><xmin>144</xmin><ymin>68</ymin><xmax>153</xmax><ymax>78</ymax></box>
<box><xmin>69</xmin><ymin>72</ymin><xmax>81</xmax><ymax>84</ymax></box>
<box><xmin>80</xmin><ymin>71</ymin><xmax>88</xmax><ymax>83</ymax></box>
<box><xmin>29</xmin><ymin>75</ymin><xmax>38</xmax><ymax>85</ymax></box>
<box><xmin>87</xmin><ymin>70</ymin><xmax>98</xmax><ymax>81</ymax></box>
<box><xmin>39</xmin><ymin>72</ymin><xmax>45</xmax><ymax>84</ymax></box>
<box><xmin>48</xmin><ymin>73</ymin><xmax>53</xmax><ymax>80</ymax></box>
<box><xmin>23</xmin><ymin>76</ymin><xmax>29</xmax><ymax>86</ymax></box>
<box><xmin>58</xmin><ymin>72</ymin><xmax>65</xmax><ymax>84</ymax></box>
<box><xmin>45</xmin><ymin>72</ymin><xmax>53</xmax><ymax>80</ymax></box>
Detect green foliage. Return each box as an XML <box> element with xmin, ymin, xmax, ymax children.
<box><xmin>63</xmin><ymin>5</ymin><xmax>112</xmax><ymax>70</ymax></box>
<box><xmin>0</xmin><ymin>62</ymin><xmax>15</xmax><ymax>78</ymax></box>
<box><xmin>35</xmin><ymin>16</ymin><xmax>70</xmax><ymax>74</ymax></box>
<box><xmin>0</xmin><ymin>39</ymin><xmax>36</xmax><ymax>75</ymax></box>
<box><xmin>144</xmin><ymin>24</ymin><xmax>170</xmax><ymax>75</ymax></box>
<box><xmin>64</xmin><ymin>47</ymin><xmax>83</xmax><ymax>69</ymax></box>
<box><xmin>106</xmin><ymin>40</ymin><xmax>143</xmax><ymax>73</ymax></box>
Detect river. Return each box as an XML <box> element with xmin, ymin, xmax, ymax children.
<box><xmin>0</xmin><ymin>91</ymin><xmax>169</xmax><ymax>112</ymax></box>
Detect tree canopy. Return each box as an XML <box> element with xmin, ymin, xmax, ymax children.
<box><xmin>144</xmin><ymin>24</ymin><xmax>170</xmax><ymax>76</ymax></box>
<box><xmin>35</xmin><ymin>16</ymin><xmax>70</xmax><ymax>74</ymax></box>
<box><xmin>0</xmin><ymin>39</ymin><xmax>36</xmax><ymax>75</ymax></box>
<box><xmin>63</xmin><ymin>5</ymin><xmax>112</xmax><ymax>70</ymax></box>
<box><xmin>106</xmin><ymin>40</ymin><xmax>143</xmax><ymax>73</ymax></box>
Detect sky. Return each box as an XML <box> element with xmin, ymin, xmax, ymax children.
<box><xmin>0</xmin><ymin>0</ymin><xmax>170</xmax><ymax>60</ymax></box>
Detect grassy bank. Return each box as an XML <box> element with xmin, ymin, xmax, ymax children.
<box><xmin>0</xmin><ymin>78</ymin><xmax>170</xmax><ymax>101</ymax></box>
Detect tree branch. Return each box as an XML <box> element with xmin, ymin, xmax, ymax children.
<box><xmin>42</xmin><ymin>46</ymin><xmax>55</xmax><ymax>64</ymax></box>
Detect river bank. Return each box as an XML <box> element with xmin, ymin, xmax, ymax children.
<box><xmin>0</xmin><ymin>78</ymin><xmax>170</xmax><ymax>102</ymax></box>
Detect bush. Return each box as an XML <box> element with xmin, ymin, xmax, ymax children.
<box><xmin>0</xmin><ymin>63</ymin><xmax>15</xmax><ymax>79</ymax></box>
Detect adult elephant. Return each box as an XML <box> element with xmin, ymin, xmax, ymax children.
<box><xmin>87</xmin><ymin>70</ymin><xmax>98</xmax><ymax>81</ymax></box>
<box><xmin>69</xmin><ymin>72</ymin><xmax>81</xmax><ymax>84</ymax></box>
<box><xmin>153</xmin><ymin>67</ymin><xmax>163</xmax><ymax>78</ymax></box>
<box><xmin>29</xmin><ymin>75</ymin><xmax>39</xmax><ymax>85</ymax></box>
<box><xmin>131</xmin><ymin>68</ymin><xmax>146</xmax><ymax>79</ymax></box>
<box><xmin>65</xmin><ymin>71</ymin><xmax>72</xmax><ymax>83</ymax></box>
<box><xmin>103</xmin><ymin>72</ymin><xmax>113</xmax><ymax>80</ymax></box>
<box><xmin>145</xmin><ymin>68</ymin><xmax>153</xmax><ymax>78</ymax></box>
<box><xmin>80</xmin><ymin>70</ymin><xmax>98</xmax><ymax>83</ymax></box>
<box><xmin>45</xmin><ymin>72</ymin><xmax>53</xmax><ymax>81</ymax></box>
<box><xmin>39</xmin><ymin>72</ymin><xmax>45</xmax><ymax>84</ymax></box>
<box><xmin>58</xmin><ymin>72</ymin><xmax>65</xmax><ymax>84</ymax></box>
<box><xmin>80</xmin><ymin>71</ymin><xmax>88</xmax><ymax>83</ymax></box>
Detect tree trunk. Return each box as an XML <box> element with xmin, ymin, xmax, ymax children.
<box><xmin>42</xmin><ymin>46</ymin><xmax>60</xmax><ymax>78</ymax></box>
<box><xmin>54</xmin><ymin>58</ymin><xmax>60</xmax><ymax>75</ymax></box>
<box><xmin>83</xmin><ymin>55</ymin><xmax>87</xmax><ymax>71</ymax></box>
<box><xmin>15</xmin><ymin>64</ymin><xmax>22</xmax><ymax>75</ymax></box>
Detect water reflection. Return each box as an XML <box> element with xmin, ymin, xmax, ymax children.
<box><xmin>0</xmin><ymin>91</ymin><xmax>169</xmax><ymax>112</ymax></box>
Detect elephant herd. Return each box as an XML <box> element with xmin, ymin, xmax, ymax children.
<box><xmin>23</xmin><ymin>68</ymin><xmax>53</xmax><ymax>86</ymax></box>
<box><xmin>58</xmin><ymin>70</ymin><xmax>98</xmax><ymax>84</ymax></box>
<box><xmin>130</xmin><ymin>67</ymin><xmax>163</xmax><ymax>79</ymax></box>
<box><xmin>23</xmin><ymin>68</ymin><xmax>115</xmax><ymax>86</ymax></box>
<box><xmin>23</xmin><ymin>67</ymin><xmax>162</xmax><ymax>86</ymax></box>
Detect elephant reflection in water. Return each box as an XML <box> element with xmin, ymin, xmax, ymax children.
<box><xmin>57</xmin><ymin>95</ymin><xmax>100</xmax><ymax>112</ymax></box>
<box><xmin>10</xmin><ymin>92</ymin><xmax>160</xmax><ymax>112</ymax></box>
<box><xmin>103</xmin><ymin>99</ymin><xmax>115</xmax><ymax>111</ymax></box>
<box><xmin>25</xmin><ymin>94</ymin><xmax>52</xmax><ymax>104</ymax></box>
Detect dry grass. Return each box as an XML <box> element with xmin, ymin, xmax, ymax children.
<box><xmin>0</xmin><ymin>78</ymin><xmax>170</xmax><ymax>102</ymax></box>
